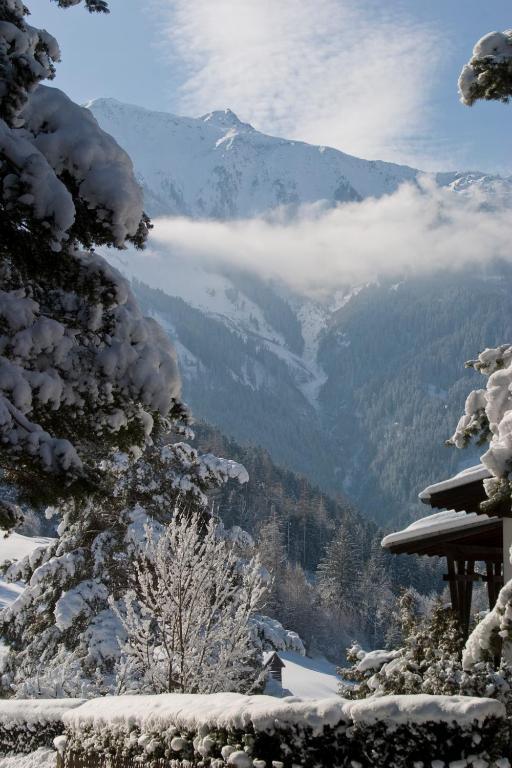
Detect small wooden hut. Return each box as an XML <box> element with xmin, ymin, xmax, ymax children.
<box><xmin>263</xmin><ymin>651</ymin><xmax>285</xmax><ymax>685</ymax></box>
<box><xmin>382</xmin><ymin>464</ymin><xmax>509</xmax><ymax>638</ymax></box>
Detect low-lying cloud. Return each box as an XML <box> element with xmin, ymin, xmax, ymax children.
<box><xmin>130</xmin><ymin>178</ymin><xmax>512</xmax><ymax>298</ymax></box>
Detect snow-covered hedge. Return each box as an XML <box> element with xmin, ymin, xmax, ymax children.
<box><xmin>56</xmin><ymin>693</ymin><xmax>509</xmax><ymax>768</ymax></box>
<box><xmin>0</xmin><ymin>694</ymin><xmax>508</xmax><ymax>766</ymax></box>
<box><xmin>0</xmin><ymin>699</ymin><xmax>83</xmax><ymax>754</ymax></box>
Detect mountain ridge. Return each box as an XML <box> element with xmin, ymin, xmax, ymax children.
<box><xmin>88</xmin><ymin>97</ymin><xmax>509</xmax><ymax>221</ymax></box>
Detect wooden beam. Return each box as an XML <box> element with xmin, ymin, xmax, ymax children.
<box><xmin>442</xmin><ymin>574</ymin><xmax>481</xmax><ymax>582</ymax></box>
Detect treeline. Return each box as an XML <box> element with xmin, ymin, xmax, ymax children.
<box><xmin>194</xmin><ymin>422</ymin><xmax>443</xmax><ymax>658</ymax></box>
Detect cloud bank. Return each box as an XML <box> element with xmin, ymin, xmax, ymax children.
<box><xmin>126</xmin><ymin>180</ymin><xmax>512</xmax><ymax>299</ymax></box>
<box><xmin>157</xmin><ymin>0</ymin><xmax>446</xmax><ymax>166</ymax></box>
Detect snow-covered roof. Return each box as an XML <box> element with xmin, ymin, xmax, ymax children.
<box><xmin>418</xmin><ymin>464</ymin><xmax>490</xmax><ymax>501</ymax></box>
<box><xmin>381</xmin><ymin>509</ymin><xmax>494</xmax><ymax>550</ymax></box>
<box><xmin>262</xmin><ymin>650</ymin><xmax>284</xmax><ymax>667</ymax></box>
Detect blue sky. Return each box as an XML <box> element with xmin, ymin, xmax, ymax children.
<box><xmin>31</xmin><ymin>0</ymin><xmax>512</xmax><ymax>173</ymax></box>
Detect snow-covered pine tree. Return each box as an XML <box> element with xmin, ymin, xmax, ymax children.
<box><xmin>0</xmin><ymin>0</ymin><xmax>182</xmax><ymax>505</ymax></box>
<box><xmin>114</xmin><ymin>509</ymin><xmax>267</xmax><ymax>695</ymax></box>
<box><xmin>0</xmin><ymin>439</ymin><xmax>252</xmax><ymax>697</ymax></box>
<box><xmin>459</xmin><ymin>29</ymin><xmax>512</xmax><ymax>106</ymax></box>
<box><xmin>340</xmin><ymin>595</ymin><xmax>463</xmax><ymax>699</ymax></box>
<box><xmin>445</xmin><ymin>347</ymin><xmax>512</xmax><ymax>668</ymax></box>
<box><xmin>340</xmin><ymin>593</ymin><xmax>512</xmax><ymax>711</ymax></box>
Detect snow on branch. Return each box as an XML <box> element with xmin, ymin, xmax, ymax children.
<box><xmin>448</xmin><ymin>345</ymin><xmax>512</xmax><ymax>487</ymax></box>
<box><xmin>52</xmin><ymin>0</ymin><xmax>109</xmax><ymax>11</ymax></box>
<box><xmin>459</xmin><ymin>30</ymin><xmax>512</xmax><ymax>106</ymax></box>
<box><xmin>0</xmin><ymin>256</ymin><xmax>182</xmax><ymax>484</ymax></box>
<box><xmin>21</xmin><ymin>86</ymin><xmax>146</xmax><ymax>247</ymax></box>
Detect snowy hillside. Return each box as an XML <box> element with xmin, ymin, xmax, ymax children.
<box><xmin>89</xmin><ymin>99</ymin><xmax>512</xmax><ymax>525</ymax></box>
<box><xmin>87</xmin><ymin>98</ymin><xmax>510</xmax><ymax>219</ymax></box>
<box><xmin>276</xmin><ymin>651</ymin><xmax>339</xmax><ymax>699</ymax></box>
<box><xmin>0</xmin><ymin>532</ymin><xmax>54</xmax><ymax>611</ymax></box>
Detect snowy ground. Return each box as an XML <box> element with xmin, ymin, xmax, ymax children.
<box><xmin>0</xmin><ymin>531</ymin><xmax>54</xmax><ymax>668</ymax></box>
<box><xmin>0</xmin><ymin>531</ymin><xmax>54</xmax><ymax>610</ymax></box>
<box><xmin>272</xmin><ymin>651</ymin><xmax>339</xmax><ymax>698</ymax></box>
<box><xmin>0</xmin><ymin>749</ymin><xmax>56</xmax><ymax>768</ymax></box>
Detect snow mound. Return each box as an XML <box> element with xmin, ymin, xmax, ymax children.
<box><xmin>63</xmin><ymin>692</ymin><xmax>504</xmax><ymax>736</ymax></box>
<box><xmin>63</xmin><ymin>693</ymin><xmax>351</xmax><ymax>735</ymax></box>
<box><xmin>0</xmin><ymin>699</ymin><xmax>83</xmax><ymax>726</ymax></box>
<box><xmin>0</xmin><ymin>748</ymin><xmax>56</xmax><ymax>768</ymax></box>
<box><xmin>349</xmin><ymin>693</ymin><xmax>504</xmax><ymax>726</ymax></box>
<box><xmin>0</xmin><ymin>532</ymin><xmax>54</xmax><ymax>566</ymax></box>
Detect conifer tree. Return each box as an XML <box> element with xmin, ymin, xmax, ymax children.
<box><xmin>316</xmin><ymin>520</ymin><xmax>363</xmax><ymax>617</ymax></box>
<box><xmin>0</xmin><ymin>0</ymin><xmax>182</xmax><ymax>506</ymax></box>
<box><xmin>441</xmin><ymin>44</ymin><xmax>512</xmax><ymax>669</ymax></box>
<box><xmin>0</xmin><ymin>0</ymin><xmax>280</xmax><ymax>699</ymax></box>
<box><xmin>257</xmin><ymin>512</ymin><xmax>287</xmax><ymax>613</ymax></box>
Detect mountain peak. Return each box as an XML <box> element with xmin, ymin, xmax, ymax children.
<box><xmin>201</xmin><ymin>109</ymin><xmax>253</xmax><ymax>132</ymax></box>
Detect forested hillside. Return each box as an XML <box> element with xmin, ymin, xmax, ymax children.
<box><xmin>320</xmin><ymin>265</ymin><xmax>512</xmax><ymax>524</ymax></box>
<box><xmin>134</xmin><ymin>266</ymin><xmax>512</xmax><ymax>527</ymax></box>
<box><xmin>194</xmin><ymin>421</ymin><xmax>443</xmax><ymax>656</ymax></box>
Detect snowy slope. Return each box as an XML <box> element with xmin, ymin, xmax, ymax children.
<box><xmin>0</xmin><ymin>531</ymin><xmax>53</xmax><ymax>610</ymax></box>
<box><xmin>88</xmin><ymin>98</ymin><xmax>511</xmax><ymax>220</ymax></box>
<box><xmin>277</xmin><ymin>651</ymin><xmax>339</xmax><ymax>699</ymax></box>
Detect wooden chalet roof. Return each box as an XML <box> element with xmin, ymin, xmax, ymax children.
<box><xmin>382</xmin><ymin>510</ymin><xmax>502</xmax><ymax>561</ymax></box>
<box><xmin>418</xmin><ymin>465</ymin><xmax>491</xmax><ymax>515</ymax></box>
<box><xmin>263</xmin><ymin>651</ymin><xmax>285</xmax><ymax>670</ymax></box>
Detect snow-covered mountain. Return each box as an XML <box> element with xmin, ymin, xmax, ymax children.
<box><xmin>88</xmin><ymin>98</ymin><xmax>510</xmax><ymax>219</ymax></box>
<box><xmin>89</xmin><ymin>98</ymin><xmax>512</xmax><ymax>525</ymax></box>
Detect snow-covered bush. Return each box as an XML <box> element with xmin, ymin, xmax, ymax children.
<box><xmin>340</xmin><ymin>594</ymin><xmax>462</xmax><ymax>698</ymax></box>
<box><xmin>459</xmin><ymin>30</ymin><xmax>512</xmax><ymax>106</ymax></box>
<box><xmin>0</xmin><ymin>0</ymin><xmax>184</xmax><ymax>501</ymax></box>
<box><xmin>340</xmin><ymin>593</ymin><xmax>512</xmax><ymax>714</ymax></box>
<box><xmin>347</xmin><ymin>695</ymin><xmax>509</xmax><ymax>768</ymax></box>
<box><xmin>113</xmin><ymin>509</ymin><xmax>267</xmax><ymax>695</ymax></box>
<box><xmin>0</xmin><ymin>699</ymin><xmax>82</xmax><ymax>754</ymax></box>
<box><xmin>55</xmin><ymin>692</ymin><xmax>510</xmax><ymax>768</ymax></box>
<box><xmin>249</xmin><ymin>615</ymin><xmax>305</xmax><ymax>657</ymax></box>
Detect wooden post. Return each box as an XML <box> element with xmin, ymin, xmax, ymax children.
<box><xmin>502</xmin><ymin>518</ymin><xmax>512</xmax><ymax>662</ymax></box>
<box><xmin>484</xmin><ymin>561</ymin><xmax>503</xmax><ymax>609</ymax></box>
<box><xmin>446</xmin><ymin>556</ymin><xmax>458</xmax><ymax>614</ymax></box>
<box><xmin>444</xmin><ymin>558</ymin><xmax>479</xmax><ymax>638</ymax></box>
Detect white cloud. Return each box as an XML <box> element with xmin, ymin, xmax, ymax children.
<box><xmin>125</xmin><ymin>180</ymin><xmax>512</xmax><ymax>298</ymax></box>
<box><xmin>156</xmin><ymin>0</ymin><xmax>447</xmax><ymax>165</ymax></box>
